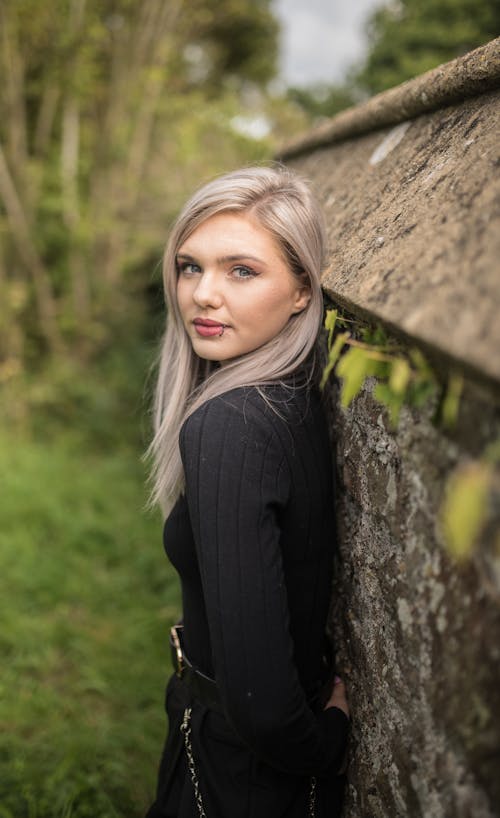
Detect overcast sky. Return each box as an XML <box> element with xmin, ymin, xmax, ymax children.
<box><xmin>273</xmin><ymin>0</ymin><xmax>383</xmax><ymax>87</ymax></box>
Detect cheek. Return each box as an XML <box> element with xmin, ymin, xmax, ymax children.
<box><xmin>247</xmin><ymin>283</ymin><xmax>296</xmax><ymax>323</ymax></box>
<box><xmin>176</xmin><ymin>280</ymin><xmax>190</xmax><ymax>319</ymax></box>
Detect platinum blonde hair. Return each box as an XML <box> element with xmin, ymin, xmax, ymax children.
<box><xmin>148</xmin><ymin>165</ymin><xmax>326</xmax><ymax>513</ymax></box>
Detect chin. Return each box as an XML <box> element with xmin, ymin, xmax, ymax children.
<box><xmin>191</xmin><ymin>341</ymin><xmax>228</xmax><ymax>362</ymax></box>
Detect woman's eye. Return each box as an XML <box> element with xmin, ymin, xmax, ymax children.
<box><xmin>178</xmin><ymin>262</ymin><xmax>201</xmax><ymax>276</ymax></box>
<box><xmin>232</xmin><ymin>266</ymin><xmax>257</xmax><ymax>280</ymax></box>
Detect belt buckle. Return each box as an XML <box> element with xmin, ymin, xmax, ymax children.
<box><xmin>170</xmin><ymin>625</ymin><xmax>184</xmax><ymax>677</ymax></box>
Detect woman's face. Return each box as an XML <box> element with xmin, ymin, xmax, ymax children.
<box><xmin>175</xmin><ymin>211</ymin><xmax>310</xmax><ymax>362</ymax></box>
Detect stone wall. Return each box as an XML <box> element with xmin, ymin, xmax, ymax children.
<box><xmin>282</xmin><ymin>39</ymin><xmax>500</xmax><ymax>818</ymax></box>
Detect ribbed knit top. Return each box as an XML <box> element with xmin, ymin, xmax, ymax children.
<box><xmin>163</xmin><ymin>382</ymin><xmax>349</xmax><ymax>777</ymax></box>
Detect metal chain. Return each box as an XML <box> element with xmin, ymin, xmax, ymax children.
<box><xmin>309</xmin><ymin>775</ymin><xmax>317</xmax><ymax>817</ymax></box>
<box><xmin>181</xmin><ymin>706</ymin><xmax>316</xmax><ymax>818</ymax></box>
<box><xmin>181</xmin><ymin>707</ymin><xmax>207</xmax><ymax>817</ymax></box>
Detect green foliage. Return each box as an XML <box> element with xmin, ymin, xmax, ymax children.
<box><xmin>441</xmin><ymin>461</ymin><xmax>493</xmax><ymax>561</ymax></box>
<box><xmin>321</xmin><ymin>308</ymin><xmax>439</xmax><ymax>426</ymax></box>
<box><xmin>337</xmin><ymin>346</ymin><xmax>387</xmax><ymax>407</ymax></box>
<box><xmin>441</xmin><ymin>440</ymin><xmax>500</xmax><ymax>561</ymax></box>
<box><xmin>320</xmin><ymin>332</ymin><xmax>349</xmax><ymax>391</ymax></box>
<box><xmin>0</xmin><ymin>432</ymin><xmax>180</xmax><ymax>816</ymax></box>
<box><xmin>1</xmin><ymin>306</ymin><xmax>160</xmax><ymax>451</ymax></box>
<box><xmin>286</xmin><ymin>82</ymin><xmax>358</xmax><ymax>121</ymax></box>
<box><xmin>0</xmin><ymin>0</ymin><xmax>289</xmax><ymax>446</ymax></box>
<box><xmin>440</xmin><ymin>372</ymin><xmax>464</xmax><ymax>428</ymax></box>
<box><xmin>192</xmin><ymin>0</ymin><xmax>279</xmax><ymax>87</ymax></box>
<box><xmin>288</xmin><ymin>0</ymin><xmax>499</xmax><ymax>125</ymax></box>
<box><xmin>356</xmin><ymin>0</ymin><xmax>500</xmax><ymax>94</ymax></box>
<box><xmin>0</xmin><ymin>0</ymin><xmax>280</xmax><ymax>380</ymax></box>
<box><xmin>484</xmin><ymin>439</ymin><xmax>500</xmax><ymax>467</ymax></box>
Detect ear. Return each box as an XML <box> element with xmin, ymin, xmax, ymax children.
<box><xmin>291</xmin><ymin>276</ymin><xmax>312</xmax><ymax>314</ymax></box>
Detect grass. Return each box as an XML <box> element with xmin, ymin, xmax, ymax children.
<box><xmin>0</xmin><ymin>431</ymin><xmax>181</xmax><ymax>817</ymax></box>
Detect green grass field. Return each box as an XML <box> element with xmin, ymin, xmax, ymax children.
<box><xmin>0</xmin><ymin>433</ymin><xmax>181</xmax><ymax>817</ymax></box>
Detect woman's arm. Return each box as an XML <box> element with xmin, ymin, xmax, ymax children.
<box><xmin>179</xmin><ymin>390</ymin><xmax>349</xmax><ymax>777</ymax></box>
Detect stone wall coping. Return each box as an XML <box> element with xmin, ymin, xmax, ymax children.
<box><xmin>278</xmin><ymin>38</ymin><xmax>500</xmax><ymax>161</ymax></box>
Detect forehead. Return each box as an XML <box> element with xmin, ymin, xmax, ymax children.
<box><xmin>178</xmin><ymin>211</ymin><xmax>285</xmax><ymax>261</ymax></box>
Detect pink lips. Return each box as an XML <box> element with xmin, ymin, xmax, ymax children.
<box><xmin>193</xmin><ymin>318</ymin><xmax>227</xmax><ymax>337</ymax></box>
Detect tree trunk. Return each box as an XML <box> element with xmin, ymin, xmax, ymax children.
<box><xmin>0</xmin><ymin>5</ymin><xmax>28</xmax><ymax>201</ymax></box>
<box><xmin>95</xmin><ymin>0</ymin><xmax>184</xmax><ymax>288</ymax></box>
<box><xmin>60</xmin><ymin>0</ymin><xmax>92</xmax><ymax>341</ymax></box>
<box><xmin>0</xmin><ymin>142</ymin><xmax>63</xmax><ymax>354</ymax></box>
<box><xmin>34</xmin><ymin>82</ymin><xmax>60</xmax><ymax>158</ymax></box>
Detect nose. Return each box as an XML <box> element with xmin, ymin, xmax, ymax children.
<box><xmin>192</xmin><ymin>270</ymin><xmax>223</xmax><ymax>309</ymax></box>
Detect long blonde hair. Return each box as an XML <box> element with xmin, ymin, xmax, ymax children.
<box><xmin>148</xmin><ymin>165</ymin><xmax>326</xmax><ymax>513</ymax></box>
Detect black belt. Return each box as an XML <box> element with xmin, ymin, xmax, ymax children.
<box><xmin>170</xmin><ymin>624</ymin><xmax>223</xmax><ymax>713</ymax></box>
<box><xmin>170</xmin><ymin>624</ymin><xmax>332</xmax><ymax>715</ymax></box>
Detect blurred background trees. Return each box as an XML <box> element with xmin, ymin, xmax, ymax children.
<box><xmin>0</xmin><ymin>0</ymin><xmax>286</xmax><ymax>442</ymax></box>
<box><xmin>357</xmin><ymin>0</ymin><xmax>500</xmax><ymax>93</ymax></box>
<box><xmin>286</xmin><ymin>0</ymin><xmax>500</xmax><ymax>121</ymax></box>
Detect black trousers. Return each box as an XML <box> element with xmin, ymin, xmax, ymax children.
<box><xmin>145</xmin><ymin>674</ymin><xmax>346</xmax><ymax>818</ymax></box>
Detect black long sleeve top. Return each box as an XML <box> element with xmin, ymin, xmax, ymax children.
<box><xmin>163</xmin><ymin>382</ymin><xmax>349</xmax><ymax>778</ymax></box>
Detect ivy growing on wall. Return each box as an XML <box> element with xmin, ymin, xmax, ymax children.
<box><xmin>320</xmin><ymin>308</ymin><xmax>462</xmax><ymax>425</ymax></box>
<box><xmin>321</xmin><ymin>308</ymin><xmax>499</xmax><ymax>561</ymax></box>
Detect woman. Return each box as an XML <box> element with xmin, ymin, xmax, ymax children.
<box><xmin>146</xmin><ymin>165</ymin><xmax>350</xmax><ymax>818</ymax></box>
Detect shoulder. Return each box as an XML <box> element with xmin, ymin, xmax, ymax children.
<box><xmin>179</xmin><ymin>387</ymin><xmax>275</xmax><ymax>456</ymax></box>
<box><xmin>179</xmin><ymin>387</ymin><xmax>294</xmax><ymax>485</ymax></box>
<box><xmin>179</xmin><ymin>383</ymin><xmax>329</xmax><ymax>495</ymax></box>
<box><xmin>180</xmin><ymin>382</ymin><xmax>315</xmax><ymax>446</ymax></box>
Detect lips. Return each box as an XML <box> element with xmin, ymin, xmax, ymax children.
<box><xmin>193</xmin><ymin>318</ymin><xmax>227</xmax><ymax>338</ymax></box>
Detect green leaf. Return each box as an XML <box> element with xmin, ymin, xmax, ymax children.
<box><xmin>320</xmin><ymin>331</ymin><xmax>348</xmax><ymax>390</ymax></box>
<box><xmin>324</xmin><ymin>309</ymin><xmax>338</xmax><ymax>348</ymax></box>
<box><xmin>373</xmin><ymin>382</ymin><xmax>404</xmax><ymax>427</ymax></box>
<box><xmin>389</xmin><ymin>358</ymin><xmax>411</xmax><ymax>395</ymax></box>
<box><xmin>441</xmin><ymin>372</ymin><xmax>464</xmax><ymax>428</ymax></box>
<box><xmin>409</xmin><ymin>347</ymin><xmax>434</xmax><ymax>378</ymax></box>
<box><xmin>441</xmin><ymin>463</ymin><xmax>492</xmax><ymax>561</ymax></box>
<box><xmin>337</xmin><ymin>347</ymin><xmax>372</xmax><ymax>407</ymax></box>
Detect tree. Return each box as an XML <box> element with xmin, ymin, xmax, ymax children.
<box><xmin>0</xmin><ymin>0</ymin><xmax>278</xmax><ymax>376</ymax></box>
<box><xmin>286</xmin><ymin>0</ymin><xmax>499</xmax><ymax>126</ymax></box>
<box><xmin>356</xmin><ymin>0</ymin><xmax>500</xmax><ymax>94</ymax></box>
<box><xmin>285</xmin><ymin>83</ymin><xmax>358</xmax><ymax>122</ymax></box>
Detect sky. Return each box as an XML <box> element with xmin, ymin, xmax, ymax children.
<box><xmin>272</xmin><ymin>0</ymin><xmax>383</xmax><ymax>87</ymax></box>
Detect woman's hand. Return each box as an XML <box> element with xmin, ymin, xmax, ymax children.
<box><xmin>324</xmin><ymin>675</ymin><xmax>349</xmax><ymax>720</ymax></box>
<box><xmin>325</xmin><ymin>675</ymin><xmax>350</xmax><ymax>774</ymax></box>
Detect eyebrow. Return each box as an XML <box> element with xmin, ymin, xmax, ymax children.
<box><xmin>176</xmin><ymin>252</ymin><xmax>266</xmax><ymax>266</ymax></box>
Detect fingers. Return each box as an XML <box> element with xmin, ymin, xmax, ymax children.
<box><xmin>329</xmin><ymin>675</ymin><xmax>350</xmax><ymax>719</ymax></box>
